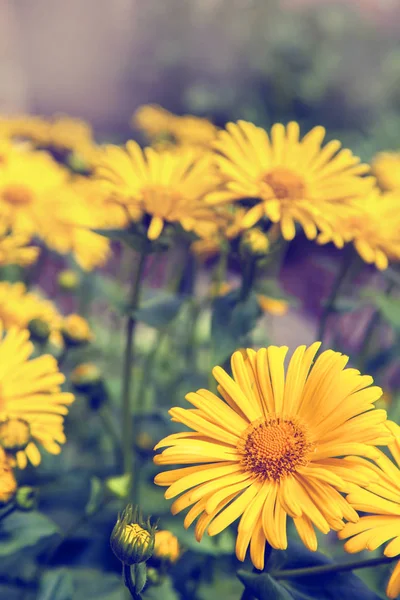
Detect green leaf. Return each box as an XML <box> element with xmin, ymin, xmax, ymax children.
<box><xmin>85</xmin><ymin>476</ymin><xmax>104</xmax><ymax>516</ymax></box>
<box><xmin>133</xmin><ymin>292</ymin><xmax>187</xmax><ymax>328</ymax></box>
<box><xmin>145</xmin><ymin>577</ymin><xmax>179</xmax><ymax>600</ymax></box>
<box><xmin>0</xmin><ymin>510</ymin><xmax>60</xmax><ymax>574</ymax></box>
<box><xmin>93</xmin><ymin>227</ymin><xmax>171</xmax><ymax>253</ymax></box>
<box><xmin>211</xmin><ymin>290</ymin><xmax>262</xmax><ymax>364</ymax></box>
<box><xmin>237</xmin><ymin>570</ymin><xmax>294</xmax><ymax>600</ymax></box>
<box><xmin>38</xmin><ymin>569</ymin><xmax>74</xmax><ymax>600</ymax></box>
<box><xmin>361</xmin><ymin>290</ymin><xmax>400</xmax><ymax>331</ymax></box>
<box><xmin>70</xmin><ymin>570</ymin><xmax>124</xmax><ymax>600</ymax></box>
<box><xmin>254</xmin><ymin>279</ymin><xmax>297</xmax><ymax>305</ymax></box>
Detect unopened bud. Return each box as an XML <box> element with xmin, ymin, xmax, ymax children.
<box><xmin>71</xmin><ymin>363</ymin><xmax>102</xmax><ymax>391</ymax></box>
<box><xmin>61</xmin><ymin>314</ymin><xmax>94</xmax><ymax>347</ymax></box>
<box><xmin>58</xmin><ymin>269</ymin><xmax>80</xmax><ymax>292</ymax></box>
<box><xmin>28</xmin><ymin>318</ymin><xmax>51</xmax><ymax>343</ymax></box>
<box><xmin>0</xmin><ymin>418</ymin><xmax>31</xmax><ymax>453</ymax></box>
<box><xmin>240</xmin><ymin>228</ymin><xmax>269</xmax><ymax>258</ymax></box>
<box><xmin>110</xmin><ymin>504</ymin><xmax>156</xmax><ymax>565</ymax></box>
<box><xmin>15</xmin><ymin>486</ymin><xmax>37</xmax><ymax>511</ymax></box>
<box><xmin>154</xmin><ymin>530</ymin><xmax>180</xmax><ymax>563</ymax></box>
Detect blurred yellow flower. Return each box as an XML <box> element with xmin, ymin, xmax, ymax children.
<box><xmin>207</xmin><ymin>121</ymin><xmax>374</xmax><ymax>241</ymax></box>
<box><xmin>0</xmin><ymin>446</ymin><xmax>17</xmax><ymax>504</ymax></box>
<box><xmin>0</xmin><ymin>227</ymin><xmax>39</xmax><ymax>266</ymax></box>
<box><xmin>0</xmin><ymin>282</ymin><xmax>62</xmax><ymax>346</ymax></box>
<box><xmin>0</xmin><ymin>324</ymin><xmax>74</xmax><ymax>468</ymax></box>
<box><xmin>318</xmin><ymin>189</ymin><xmax>400</xmax><ymax>270</ymax></box>
<box><xmin>191</xmin><ymin>207</ymin><xmax>247</xmax><ymax>261</ymax></box>
<box><xmin>0</xmin><ymin>418</ymin><xmax>31</xmax><ymax>453</ymax></box>
<box><xmin>61</xmin><ymin>314</ymin><xmax>93</xmax><ymax>346</ymax></box>
<box><xmin>257</xmin><ymin>295</ymin><xmax>289</xmax><ymax>316</ymax></box>
<box><xmin>154</xmin><ymin>345</ymin><xmax>389</xmax><ymax>569</ymax></box>
<box><xmin>339</xmin><ymin>421</ymin><xmax>400</xmax><ymax>599</ymax></box>
<box><xmin>372</xmin><ymin>152</ymin><xmax>400</xmax><ymax>192</ymax></box>
<box><xmin>0</xmin><ymin>146</ymin><xmax>68</xmax><ymax>235</ymax></box>
<box><xmin>133</xmin><ymin>104</ymin><xmax>218</xmax><ymax>149</ymax></box>
<box><xmin>154</xmin><ymin>530</ymin><xmax>180</xmax><ymax>563</ymax></box>
<box><xmin>240</xmin><ymin>228</ymin><xmax>270</xmax><ymax>257</ymax></box>
<box><xmin>95</xmin><ymin>142</ymin><xmax>222</xmax><ymax>241</ymax></box>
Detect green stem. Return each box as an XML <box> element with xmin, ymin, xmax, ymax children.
<box><xmin>123</xmin><ymin>564</ymin><xmax>142</xmax><ymax>600</ymax></box>
<box><xmin>358</xmin><ymin>280</ymin><xmax>395</xmax><ymax>371</ymax></box>
<box><xmin>317</xmin><ymin>247</ymin><xmax>355</xmax><ymax>344</ymax></box>
<box><xmin>270</xmin><ymin>554</ymin><xmax>399</xmax><ymax>580</ymax></box>
<box><xmin>240</xmin><ymin>257</ymin><xmax>256</xmax><ymax>302</ymax></box>
<box><xmin>212</xmin><ymin>247</ymin><xmax>228</xmax><ymax>292</ymax></box>
<box><xmin>98</xmin><ymin>405</ymin><xmax>123</xmax><ymax>466</ymax></box>
<box><xmin>122</xmin><ymin>250</ymin><xmax>147</xmax><ymax>501</ymax></box>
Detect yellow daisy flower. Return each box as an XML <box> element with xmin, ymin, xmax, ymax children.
<box><xmin>133</xmin><ymin>104</ymin><xmax>218</xmax><ymax>149</ymax></box>
<box><xmin>317</xmin><ymin>189</ymin><xmax>400</xmax><ymax>270</ymax></box>
<box><xmin>372</xmin><ymin>152</ymin><xmax>400</xmax><ymax>192</ymax></box>
<box><xmin>0</xmin><ymin>281</ymin><xmax>63</xmax><ymax>346</ymax></box>
<box><xmin>0</xmin><ymin>227</ymin><xmax>39</xmax><ymax>267</ymax></box>
<box><xmin>191</xmin><ymin>207</ymin><xmax>247</xmax><ymax>261</ymax></box>
<box><xmin>154</xmin><ymin>530</ymin><xmax>181</xmax><ymax>563</ymax></box>
<box><xmin>95</xmin><ymin>142</ymin><xmax>222</xmax><ymax>241</ymax></box>
<box><xmin>0</xmin><ymin>324</ymin><xmax>74</xmax><ymax>468</ymax></box>
<box><xmin>207</xmin><ymin>121</ymin><xmax>374</xmax><ymax>241</ymax></box>
<box><xmin>154</xmin><ymin>344</ymin><xmax>390</xmax><ymax>569</ymax></box>
<box><xmin>339</xmin><ymin>421</ymin><xmax>400</xmax><ymax>599</ymax></box>
<box><xmin>0</xmin><ymin>146</ymin><xmax>68</xmax><ymax>234</ymax></box>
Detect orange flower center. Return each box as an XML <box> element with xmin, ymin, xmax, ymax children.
<box><xmin>263</xmin><ymin>167</ymin><xmax>305</xmax><ymax>200</ymax></box>
<box><xmin>141</xmin><ymin>186</ymin><xmax>183</xmax><ymax>217</ymax></box>
<box><xmin>2</xmin><ymin>184</ymin><xmax>33</xmax><ymax>205</ymax></box>
<box><xmin>238</xmin><ymin>416</ymin><xmax>313</xmax><ymax>481</ymax></box>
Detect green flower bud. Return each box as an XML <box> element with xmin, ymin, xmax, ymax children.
<box><xmin>16</xmin><ymin>486</ymin><xmax>37</xmax><ymax>511</ymax></box>
<box><xmin>58</xmin><ymin>269</ymin><xmax>80</xmax><ymax>292</ymax></box>
<box><xmin>110</xmin><ymin>504</ymin><xmax>156</xmax><ymax>565</ymax></box>
<box><xmin>240</xmin><ymin>228</ymin><xmax>269</xmax><ymax>258</ymax></box>
<box><xmin>28</xmin><ymin>318</ymin><xmax>51</xmax><ymax>343</ymax></box>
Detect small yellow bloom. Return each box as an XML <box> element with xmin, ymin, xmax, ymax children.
<box><xmin>0</xmin><ymin>323</ymin><xmax>74</xmax><ymax>468</ymax></box>
<box><xmin>339</xmin><ymin>421</ymin><xmax>400</xmax><ymax>599</ymax></box>
<box><xmin>154</xmin><ymin>530</ymin><xmax>180</xmax><ymax>563</ymax></box>
<box><xmin>207</xmin><ymin>120</ymin><xmax>374</xmax><ymax>242</ymax></box>
<box><xmin>0</xmin><ymin>225</ymin><xmax>39</xmax><ymax>267</ymax></box>
<box><xmin>58</xmin><ymin>270</ymin><xmax>80</xmax><ymax>292</ymax></box>
<box><xmin>240</xmin><ymin>228</ymin><xmax>270</xmax><ymax>257</ymax></box>
<box><xmin>61</xmin><ymin>314</ymin><xmax>93</xmax><ymax>346</ymax></box>
<box><xmin>372</xmin><ymin>152</ymin><xmax>400</xmax><ymax>192</ymax></box>
<box><xmin>191</xmin><ymin>207</ymin><xmax>247</xmax><ymax>261</ymax></box>
<box><xmin>0</xmin><ymin>447</ymin><xmax>17</xmax><ymax>504</ymax></box>
<box><xmin>0</xmin><ymin>418</ymin><xmax>30</xmax><ymax>453</ymax></box>
<box><xmin>95</xmin><ymin>142</ymin><xmax>222</xmax><ymax>241</ymax></box>
<box><xmin>257</xmin><ymin>295</ymin><xmax>289</xmax><ymax>316</ymax></box>
<box><xmin>110</xmin><ymin>504</ymin><xmax>156</xmax><ymax>565</ymax></box>
<box><xmin>154</xmin><ymin>345</ymin><xmax>390</xmax><ymax>569</ymax></box>
<box><xmin>210</xmin><ymin>281</ymin><xmax>234</xmax><ymax>298</ymax></box>
<box><xmin>71</xmin><ymin>363</ymin><xmax>101</xmax><ymax>387</ymax></box>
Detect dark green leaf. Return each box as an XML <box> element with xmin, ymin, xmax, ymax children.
<box><xmin>71</xmin><ymin>570</ymin><xmax>124</xmax><ymax>600</ymax></box>
<box><xmin>93</xmin><ymin>227</ymin><xmax>171</xmax><ymax>253</ymax></box>
<box><xmin>237</xmin><ymin>570</ymin><xmax>294</xmax><ymax>600</ymax></box>
<box><xmin>133</xmin><ymin>292</ymin><xmax>187</xmax><ymax>328</ymax></box>
<box><xmin>85</xmin><ymin>476</ymin><xmax>104</xmax><ymax>516</ymax></box>
<box><xmin>0</xmin><ymin>510</ymin><xmax>60</xmax><ymax>574</ymax></box>
<box><xmin>211</xmin><ymin>290</ymin><xmax>262</xmax><ymax>364</ymax></box>
<box><xmin>38</xmin><ymin>569</ymin><xmax>74</xmax><ymax>600</ymax></box>
<box><xmin>145</xmin><ymin>577</ymin><xmax>179</xmax><ymax>600</ymax></box>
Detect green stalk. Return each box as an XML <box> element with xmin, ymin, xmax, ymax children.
<box><xmin>122</xmin><ymin>250</ymin><xmax>147</xmax><ymax>500</ymax></box>
<box><xmin>317</xmin><ymin>247</ymin><xmax>356</xmax><ymax>344</ymax></box>
<box><xmin>270</xmin><ymin>554</ymin><xmax>398</xmax><ymax>579</ymax></box>
<box><xmin>239</xmin><ymin>257</ymin><xmax>256</xmax><ymax>302</ymax></box>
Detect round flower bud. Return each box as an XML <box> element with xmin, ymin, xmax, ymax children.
<box><xmin>240</xmin><ymin>228</ymin><xmax>269</xmax><ymax>258</ymax></box>
<box><xmin>71</xmin><ymin>363</ymin><xmax>102</xmax><ymax>392</ymax></box>
<box><xmin>110</xmin><ymin>504</ymin><xmax>156</xmax><ymax>565</ymax></box>
<box><xmin>0</xmin><ymin>418</ymin><xmax>31</xmax><ymax>453</ymax></box>
<box><xmin>61</xmin><ymin>314</ymin><xmax>94</xmax><ymax>347</ymax></box>
<box><xmin>28</xmin><ymin>318</ymin><xmax>51</xmax><ymax>343</ymax></box>
<box><xmin>154</xmin><ymin>530</ymin><xmax>180</xmax><ymax>563</ymax></box>
<box><xmin>15</xmin><ymin>486</ymin><xmax>37</xmax><ymax>511</ymax></box>
<box><xmin>0</xmin><ymin>448</ymin><xmax>17</xmax><ymax>505</ymax></box>
<box><xmin>58</xmin><ymin>269</ymin><xmax>80</xmax><ymax>292</ymax></box>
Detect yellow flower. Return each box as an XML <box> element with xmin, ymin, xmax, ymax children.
<box><xmin>0</xmin><ymin>145</ymin><xmax>68</xmax><ymax>235</ymax></box>
<box><xmin>240</xmin><ymin>229</ymin><xmax>270</xmax><ymax>257</ymax></box>
<box><xmin>0</xmin><ymin>324</ymin><xmax>74</xmax><ymax>468</ymax></box>
<box><xmin>191</xmin><ymin>207</ymin><xmax>247</xmax><ymax>261</ymax></box>
<box><xmin>372</xmin><ymin>152</ymin><xmax>400</xmax><ymax>192</ymax></box>
<box><xmin>0</xmin><ymin>281</ymin><xmax>62</xmax><ymax>344</ymax></box>
<box><xmin>0</xmin><ymin>228</ymin><xmax>39</xmax><ymax>267</ymax></box>
<box><xmin>257</xmin><ymin>295</ymin><xmax>289</xmax><ymax>316</ymax></box>
<box><xmin>339</xmin><ymin>421</ymin><xmax>400</xmax><ymax>599</ymax></box>
<box><xmin>37</xmin><ymin>178</ymin><xmax>116</xmax><ymax>271</ymax></box>
<box><xmin>0</xmin><ymin>446</ymin><xmax>17</xmax><ymax>504</ymax></box>
<box><xmin>154</xmin><ymin>344</ymin><xmax>390</xmax><ymax>569</ymax></box>
<box><xmin>318</xmin><ymin>189</ymin><xmax>400</xmax><ymax>270</ymax></box>
<box><xmin>0</xmin><ymin>418</ymin><xmax>31</xmax><ymax>453</ymax></box>
<box><xmin>207</xmin><ymin>121</ymin><xmax>374</xmax><ymax>241</ymax></box>
<box><xmin>61</xmin><ymin>314</ymin><xmax>93</xmax><ymax>346</ymax></box>
<box><xmin>95</xmin><ymin>142</ymin><xmax>222</xmax><ymax>241</ymax></box>
<box><xmin>154</xmin><ymin>530</ymin><xmax>180</xmax><ymax>563</ymax></box>
<box><xmin>133</xmin><ymin>104</ymin><xmax>218</xmax><ymax>149</ymax></box>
